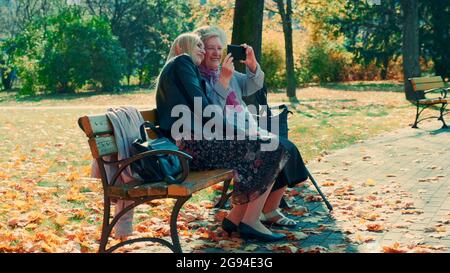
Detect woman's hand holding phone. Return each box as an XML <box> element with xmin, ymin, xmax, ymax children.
<box><xmin>240</xmin><ymin>44</ymin><xmax>257</xmax><ymax>73</ymax></box>
<box><xmin>219</xmin><ymin>53</ymin><xmax>234</xmax><ymax>89</ymax></box>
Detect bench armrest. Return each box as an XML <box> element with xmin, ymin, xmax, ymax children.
<box><xmin>423</xmin><ymin>88</ymin><xmax>442</xmax><ymax>94</ymax></box>
<box><xmin>109</xmin><ymin>150</ymin><xmax>192</xmax><ymax>186</ymax></box>
<box><xmin>422</xmin><ymin>87</ymin><xmax>448</xmax><ymax>99</ymax></box>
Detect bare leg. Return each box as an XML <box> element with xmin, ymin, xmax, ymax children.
<box><xmin>262</xmin><ymin>186</ymin><xmax>287</xmax><ymax>214</ymax></box>
<box><xmin>240</xmin><ymin>182</ymin><xmax>275</xmax><ymax>235</ymax></box>
<box><xmin>226</xmin><ymin>203</ymin><xmax>248</xmax><ymax>225</ymax></box>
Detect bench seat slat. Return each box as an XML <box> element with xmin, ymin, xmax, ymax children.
<box><xmin>168</xmin><ymin>169</ymin><xmax>234</xmax><ymax>197</ymax></box>
<box><xmin>107</xmin><ymin>169</ymin><xmax>234</xmax><ymax>199</ymax></box>
<box><xmin>418</xmin><ymin>98</ymin><xmax>448</xmax><ymax>105</ymax></box>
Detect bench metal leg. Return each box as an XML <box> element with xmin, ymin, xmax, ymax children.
<box><xmin>438</xmin><ymin>103</ymin><xmax>448</xmax><ymax>129</ymax></box>
<box><xmin>98</xmin><ymin>195</ymin><xmax>190</xmax><ymax>253</ymax></box>
<box><xmin>99</xmin><ymin>197</ymin><xmax>112</xmax><ymax>253</ymax></box>
<box><xmin>215</xmin><ymin>179</ymin><xmax>232</xmax><ymax>209</ymax></box>
<box><xmin>412</xmin><ymin>103</ymin><xmax>420</xmax><ymax>128</ymax></box>
<box><xmin>170</xmin><ymin>196</ymin><xmax>190</xmax><ymax>253</ymax></box>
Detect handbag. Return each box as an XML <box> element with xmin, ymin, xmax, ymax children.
<box><xmin>130</xmin><ymin>121</ymin><xmax>185</xmax><ymax>184</ymax></box>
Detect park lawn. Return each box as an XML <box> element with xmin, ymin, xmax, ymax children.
<box><xmin>0</xmin><ymin>86</ymin><xmax>418</xmax><ymax>252</ymax></box>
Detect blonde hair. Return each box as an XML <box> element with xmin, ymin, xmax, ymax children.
<box><xmin>166</xmin><ymin>33</ymin><xmax>203</xmax><ymax>64</ymax></box>
<box><xmin>194</xmin><ymin>26</ymin><xmax>227</xmax><ymax>47</ymax></box>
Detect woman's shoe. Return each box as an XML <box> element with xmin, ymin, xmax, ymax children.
<box><xmin>260</xmin><ymin>209</ymin><xmax>298</xmax><ymax>227</ymax></box>
<box><xmin>238</xmin><ymin>222</ymin><xmax>286</xmax><ymax>242</ymax></box>
<box><xmin>222</xmin><ymin>217</ymin><xmax>238</xmax><ymax>236</ymax></box>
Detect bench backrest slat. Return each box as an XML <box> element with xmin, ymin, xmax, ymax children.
<box><xmin>409</xmin><ymin>76</ymin><xmax>444</xmax><ymax>91</ymax></box>
<box><xmin>79</xmin><ymin>109</ymin><xmax>158</xmax><ymax>159</ymax></box>
<box><xmin>79</xmin><ymin>115</ymin><xmax>113</xmax><ymax>137</ymax></box>
<box><xmin>88</xmin><ymin>136</ymin><xmax>118</xmax><ymax>158</ymax></box>
<box><xmin>141</xmin><ymin>110</ymin><xmax>158</xmax><ymax>125</ymax></box>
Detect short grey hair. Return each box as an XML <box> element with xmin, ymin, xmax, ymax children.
<box><xmin>194</xmin><ymin>26</ymin><xmax>227</xmax><ymax>47</ymax></box>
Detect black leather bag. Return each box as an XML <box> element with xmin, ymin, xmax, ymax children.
<box><xmin>130</xmin><ymin>121</ymin><xmax>185</xmax><ymax>184</ymax></box>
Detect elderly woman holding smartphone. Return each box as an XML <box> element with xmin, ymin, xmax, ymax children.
<box><xmin>194</xmin><ymin>26</ymin><xmax>310</xmax><ymax>229</ymax></box>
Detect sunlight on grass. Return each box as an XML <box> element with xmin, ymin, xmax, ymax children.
<box><xmin>0</xmin><ymin>86</ymin><xmax>419</xmax><ymax>252</ymax></box>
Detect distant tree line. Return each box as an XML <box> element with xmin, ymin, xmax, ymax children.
<box><xmin>0</xmin><ymin>0</ymin><xmax>194</xmax><ymax>95</ymax></box>
<box><xmin>335</xmin><ymin>0</ymin><xmax>449</xmax><ymax>80</ymax></box>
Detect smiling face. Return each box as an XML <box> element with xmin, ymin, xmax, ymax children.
<box><xmin>202</xmin><ymin>36</ymin><xmax>223</xmax><ymax>70</ymax></box>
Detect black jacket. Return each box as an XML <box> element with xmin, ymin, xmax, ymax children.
<box><xmin>156</xmin><ymin>54</ymin><xmax>238</xmax><ymax>138</ymax></box>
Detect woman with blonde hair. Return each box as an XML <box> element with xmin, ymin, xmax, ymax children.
<box><xmin>155</xmin><ymin>32</ymin><xmax>290</xmax><ymax>242</ymax></box>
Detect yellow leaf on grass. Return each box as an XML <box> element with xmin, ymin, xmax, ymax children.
<box><xmin>0</xmin><ymin>171</ymin><xmax>10</xmax><ymax>179</ymax></box>
<box><xmin>436</xmin><ymin>226</ymin><xmax>446</xmax><ymax>233</ymax></box>
<box><xmin>363</xmin><ymin>213</ymin><xmax>380</xmax><ymax>221</ymax></box>
<box><xmin>66</xmin><ymin>172</ymin><xmax>80</xmax><ymax>182</ymax></box>
<box><xmin>83</xmin><ymin>153</ymin><xmax>92</xmax><ymax>161</ymax></box>
<box><xmin>55</xmin><ymin>215</ymin><xmax>68</xmax><ymax>226</ymax></box>
<box><xmin>365</xmin><ymin>179</ymin><xmax>376</xmax><ymax>186</ymax></box>
<box><xmin>15</xmin><ymin>200</ymin><xmax>29</xmax><ymax>210</ymax></box>
<box><xmin>81</xmin><ymin>166</ymin><xmax>91</xmax><ymax>177</ymax></box>
<box><xmin>67</xmin><ymin>192</ymin><xmax>86</xmax><ymax>202</ymax></box>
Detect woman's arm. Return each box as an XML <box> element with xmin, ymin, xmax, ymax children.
<box><xmin>234</xmin><ymin>63</ymin><xmax>265</xmax><ymax>97</ymax></box>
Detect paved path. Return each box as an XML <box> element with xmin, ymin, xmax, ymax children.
<box><xmin>132</xmin><ymin>121</ymin><xmax>449</xmax><ymax>253</ymax></box>
<box><xmin>301</xmin><ymin>121</ymin><xmax>450</xmax><ymax>252</ymax></box>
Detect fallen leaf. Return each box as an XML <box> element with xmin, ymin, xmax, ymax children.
<box><xmin>382</xmin><ymin>242</ymin><xmax>408</xmax><ymax>253</ymax></box>
<box><xmin>366</xmin><ymin>223</ymin><xmax>384</xmax><ymax>232</ymax></box>
<box><xmin>365</xmin><ymin>179</ymin><xmax>376</xmax><ymax>187</ymax></box>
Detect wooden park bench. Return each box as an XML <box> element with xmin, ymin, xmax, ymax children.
<box><xmin>78</xmin><ymin>109</ymin><xmax>234</xmax><ymax>253</ymax></box>
<box><xmin>409</xmin><ymin>76</ymin><xmax>449</xmax><ymax>129</ymax></box>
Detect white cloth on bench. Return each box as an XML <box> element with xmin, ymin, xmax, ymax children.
<box><xmin>91</xmin><ymin>106</ymin><xmax>144</xmax><ymax>237</ymax></box>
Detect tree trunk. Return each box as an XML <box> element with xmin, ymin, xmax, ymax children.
<box><xmin>276</xmin><ymin>0</ymin><xmax>297</xmax><ymax>98</ymax></box>
<box><xmin>380</xmin><ymin>56</ymin><xmax>389</xmax><ymax>80</ymax></box>
<box><xmin>401</xmin><ymin>0</ymin><xmax>421</xmax><ymax>101</ymax></box>
<box><xmin>231</xmin><ymin>0</ymin><xmax>264</xmax><ymax>73</ymax></box>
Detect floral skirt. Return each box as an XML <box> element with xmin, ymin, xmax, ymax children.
<box><xmin>177</xmin><ymin>138</ymin><xmax>290</xmax><ymax>205</ymax></box>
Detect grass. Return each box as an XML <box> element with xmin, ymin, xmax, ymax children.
<box><xmin>320</xmin><ymin>81</ymin><xmax>404</xmax><ymax>92</ymax></box>
<box><xmin>0</xmin><ymin>84</ymin><xmax>421</xmax><ymax>252</ymax></box>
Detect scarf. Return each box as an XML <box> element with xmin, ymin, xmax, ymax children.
<box><xmin>199</xmin><ymin>64</ymin><xmax>242</xmax><ymax>113</ymax></box>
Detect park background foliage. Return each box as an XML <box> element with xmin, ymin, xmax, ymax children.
<box><xmin>0</xmin><ymin>0</ymin><xmax>448</xmax><ymax>96</ymax></box>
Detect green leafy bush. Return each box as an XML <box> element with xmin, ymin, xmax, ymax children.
<box><xmin>8</xmin><ymin>7</ymin><xmax>126</xmax><ymax>95</ymax></box>
<box><xmin>38</xmin><ymin>8</ymin><xmax>126</xmax><ymax>93</ymax></box>
<box><xmin>4</xmin><ymin>23</ymin><xmax>46</xmax><ymax>95</ymax></box>
<box><xmin>297</xmin><ymin>42</ymin><xmax>348</xmax><ymax>84</ymax></box>
<box><xmin>261</xmin><ymin>42</ymin><xmax>286</xmax><ymax>89</ymax></box>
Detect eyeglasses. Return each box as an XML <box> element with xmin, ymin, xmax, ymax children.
<box><xmin>205</xmin><ymin>47</ymin><xmax>222</xmax><ymax>52</ymax></box>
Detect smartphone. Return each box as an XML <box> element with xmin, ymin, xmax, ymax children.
<box><xmin>227</xmin><ymin>44</ymin><xmax>246</xmax><ymax>61</ymax></box>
